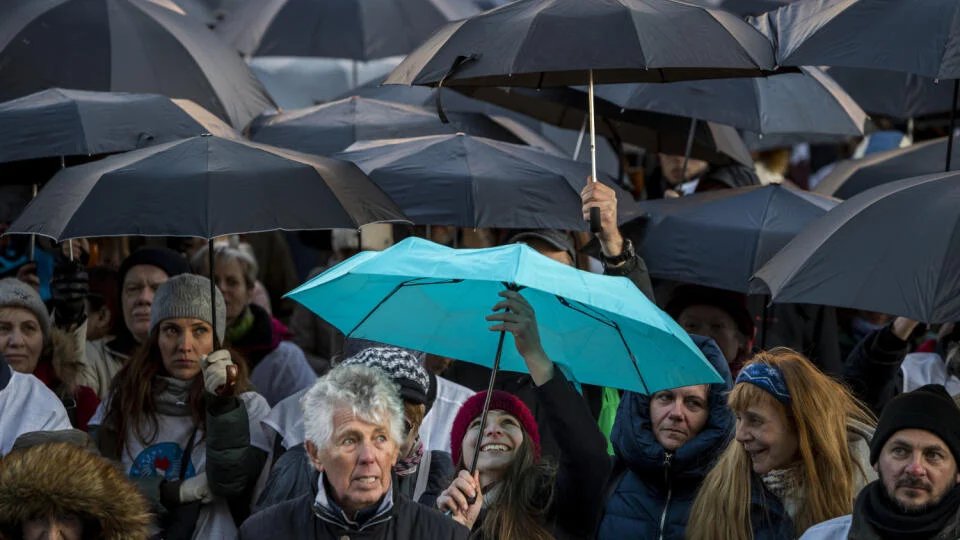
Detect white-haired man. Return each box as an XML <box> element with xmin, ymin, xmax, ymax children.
<box><xmin>239</xmin><ymin>364</ymin><xmax>467</xmax><ymax>539</ymax></box>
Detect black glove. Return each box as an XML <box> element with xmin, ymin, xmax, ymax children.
<box><xmin>50</xmin><ymin>258</ymin><xmax>88</xmax><ymax>329</ymax></box>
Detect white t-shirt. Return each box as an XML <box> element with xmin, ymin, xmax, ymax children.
<box><xmin>0</xmin><ymin>370</ymin><xmax>71</xmax><ymax>456</ymax></box>
<box><xmin>90</xmin><ymin>392</ymin><xmax>272</xmax><ymax>539</ymax></box>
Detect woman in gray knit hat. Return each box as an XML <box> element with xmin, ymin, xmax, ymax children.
<box><xmin>0</xmin><ymin>277</ymin><xmax>99</xmax><ymax>430</ymax></box>
<box><xmin>89</xmin><ymin>274</ymin><xmax>271</xmax><ymax>540</ymax></box>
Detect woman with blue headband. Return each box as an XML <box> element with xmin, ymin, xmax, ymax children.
<box><xmin>686</xmin><ymin>347</ymin><xmax>877</xmax><ymax>540</ymax></box>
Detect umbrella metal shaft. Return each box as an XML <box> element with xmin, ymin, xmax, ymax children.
<box><xmin>588</xmin><ymin>70</ymin><xmax>601</xmax><ymax>233</ymax></box>
<box><xmin>947</xmin><ymin>79</ymin><xmax>959</xmax><ymax>172</ymax></box>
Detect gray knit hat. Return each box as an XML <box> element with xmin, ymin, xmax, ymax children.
<box><xmin>149</xmin><ymin>274</ymin><xmax>226</xmax><ymax>345</ymax></box>
<box><xmin>0</xmin><ymin>278</ymin><xmax>51</xmax><ymax>341</ymax></box>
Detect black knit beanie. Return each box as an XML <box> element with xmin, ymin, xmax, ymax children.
<box><xmin>870</xmin><ymin>384</ymin><xmax>960</xmax><ymax>465</ymax></box>
<box><xmin>118</xmin><ymin>247</ymin><xmax>191</xmax><ymax>289</ymax></box>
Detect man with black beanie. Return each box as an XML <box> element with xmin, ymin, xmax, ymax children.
<box><xmin>801</xmin><ymin>384</ymin><xmax>960</xmax><ymax>539</ymax></box>
<box><xmin>81</xmin><ymin>247</ymin><xmax>190</xmax><ymax>397</ymax></box>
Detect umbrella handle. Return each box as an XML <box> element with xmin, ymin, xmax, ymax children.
<box><xmin>590</xmin><ymin>207</ymin><xmax>602</xmax><ymax>233</ymax></box>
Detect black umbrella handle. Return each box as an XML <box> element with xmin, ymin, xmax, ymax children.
<box><xmin>590</xmin><ymin>206</ymin><xmax>602</xmax><ymax>233</ymax></box>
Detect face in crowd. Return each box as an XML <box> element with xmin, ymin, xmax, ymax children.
<box><xmin>649</xmin><ymin>384</ymin><xmax>709</xmax><ymax>452</ymax></box>
<box><xmin>122</xmin><ymin>265</ymin><xmax>170</xmax><ymax>343</ymax></box>
<box><xmin>734</xmin><ymin>391</ymin><xmax>799</xmax><ymax>475</ymax></box>
<box><xmin>157</xmin><ymin>317</ymin><xmax>215</xmax><ymax>381</ymax></box>
<box><xmin>306</xmin><ymin>408</ymin><xmax>400</xmax><ymax>516</ymax></box>
<box><xmin>0</xmin><ymin>307</ymin><xmax>43</xmax><ymax>373</ymax></box>
<box><xmin>460</xmin><ymin>410</ymin><xmax>526</xmax><ymax>486</ymax></box>
<box><xmin>876</xmin><ymin>429</ymin><xmax>960</xmax><ymax>513</ymax></box>
<box><xmin>677</xmin><ymin>305</ymin><xmax>747</xmax><ymax>366</ymax></box>
<box><xmin>213</xmin><ymin>255</ymin><xmax>253</xmax><ymax>326</ymax></box>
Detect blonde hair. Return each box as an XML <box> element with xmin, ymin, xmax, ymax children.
<box><xmin>687</xmin><ymin>348</ymin><xmax>875</xmax><ymax>540</ymax></box>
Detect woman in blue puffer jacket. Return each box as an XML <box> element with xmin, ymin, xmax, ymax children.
<box><xmin>597</xmin><ymin>335</ymin><xmax>734</xmax><ymax>540</ymax></box>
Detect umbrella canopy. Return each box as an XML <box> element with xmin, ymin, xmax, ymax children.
<box><xmin>287</xmin><ymin>237</ymin><xmax>721</xmax><ymax>393</ymax></box>
<box><xmin>814</xmin><ymin>137</ymin><xmax>960</xmax><ymax>199</ymax></box>
<box><xmin>249</xmin><ymin>57</ymin><xmax>403</xmax><ymax>109</ymax></box>
<box><xmin>751</xmin><ymin>171</ymin><xmax>960</xmax><ymax>323</ymax></box>
<box><xmin>0</xmin><ymin>0</ymin><xmax>275</xmax><ymax>129</ymax></box>
<box><xmin>6</xmin><ymin>134</ymin><xmax>409</xmax><ymax>241</ymax></box>
<box><xmin>0</xmin><ymin>89</ymin><xmax>237</xmax><ymax>164</ymax></box>
<box><xmin>753</xmin><ymin>0</ymin><xmax>960</xmax><ymax>80</ymax></box>
<box><xmin>824</xmin><ymin>67</ymin><xmax>956</xmax><ymax>120</ymax></box>
<box><xmin>386</xmin><ymin>0</ymin><xmax>777</xmax><ymax>87</ymax></box>
<box><xmin>591</xmin><ymin>66</ymin><xmax>867</xmax><ymax>137</ymax></box>
<box><xmin>247</xmin><ymin>96</ymin><xmax>560</xmax><ymax>156</ymax></box>
<box><xmin>217</xmin><ymin>0</ymin><xmax>479</xmax><ymax>61</ymax></box>
<box><xmin>335</xmin><ymin>133</ymin><xmax>639</xmax><ymax>229</ymax></box>
<box><xmin>456</xmin><ymin>86</ymin><xmax>755</xmax><ymax>166</ymax></box>
<box><xmin>623</xmin><ymin>184</ymin><xmax>839</xmax><ymax>293</ymax></box>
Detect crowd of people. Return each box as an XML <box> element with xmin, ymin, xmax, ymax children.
<box><xmin>0</xmin><ymin>150</ymin><xmax>956</xmax><ymax>540</ymax></box>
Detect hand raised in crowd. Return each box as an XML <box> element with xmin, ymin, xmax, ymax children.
<box><xmin>436</xmin><ymin>469</ymin><xmax>483</xmax><ymax>529</ymax></box>
<box><xmin>580</xmin><ymin>176</ymin><xmax>625</xmax><ymax>259</ymax></box>
<box><xmin>179</xmin><ymin>472</ymin><xmax>214</xmax><ymax>504</ymax></box>
<box><xmin>891</xmin><ymin>316</ymin><xmax>920</xmax><ymax>341</ymax></box>
<box><xmin>201</xmin><ymin>350</ymin><xmax>237</xmax><ymax>396</ymax></box>
<box><xmin>486</xmin><ymin>290</ymin><xmax>554</xmax><ymax>385</ymax></box>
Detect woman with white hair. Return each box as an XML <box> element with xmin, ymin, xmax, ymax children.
<box><xmin>192</xmin><ymin>243</ymin><xmax>315</xmax><ymax>406</ymax></box>
<box><xmin>239</xmin><ymin>363</ymin><xmax>468</xmax><ymax>539</ymax></box>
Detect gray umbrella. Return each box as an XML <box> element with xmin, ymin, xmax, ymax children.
<box><xmin>0</xmin><ymin>0</ymin><xmax>275</xmax><ymax>129</ymax></box>
<box><xmin>0</xmin><ymin>89</ymin><xmax>237</xmax><ymax>164</ymax></box>
<box><xmin>623</xmin><ymin>184</ymin><xmax>838</xmax><ymax>293</ymax></box>
<box><xmin>824</xmin><ymin>67</ymin><xmax>956</xmax><ymax>120</ymax></box>
<box><xmin>247</xmin><ymin>96</ymin><xmax>562</xmax><ymax>156</ymax></box>
<box><xmin>334</xmin><ymin>133</ymin><xmax>640</xmax><ymax>230</ymax></box>
<box><xmin>751</xmin><ymin>171</ymin><xmax>960</xmax><ymax>323</ymax></box>
<box><xmin>6</xmin><ymin>134</ymin><xmax>408</xmax><ymax>240</ymax></box>
<box><xmin>814</xmin><ymin>137</ymin><xmax>960</xmax><ymax>199</ymax></box>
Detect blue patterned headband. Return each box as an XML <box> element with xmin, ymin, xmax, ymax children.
<box><xmin>736</xmin><ymin>363</ymin><xmax>791</xmax><ymax>404</ymax></box>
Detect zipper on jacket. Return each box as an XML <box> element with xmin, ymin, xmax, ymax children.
<box><xmin>658</xmin><ymin>452</ymin><xmax>673</xmax><ymax>540</ymax></box>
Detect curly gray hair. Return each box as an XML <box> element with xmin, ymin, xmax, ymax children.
<box><xmin>301</xmin><ymin>364</ymin><xmax>405</xmax><ymax>452</ymax></box>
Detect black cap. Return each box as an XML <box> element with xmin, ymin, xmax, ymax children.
<box><xmin>870</xmin><ymin>384</ymin><xmax>960</xmax><ymax>464</ymax></box>
<box><xmin>508</xmin><ymin>229</ymin><xmax>576</xmax><ymax>264</ymax></box>
<box><xmin>118</xmin><ymin>247</ymin><xmax>191</xmax><ymax>288</ymax></box>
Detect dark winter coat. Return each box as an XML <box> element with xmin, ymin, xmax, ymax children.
<box><xmin>239</xmin><ymin>491</ymin><xmax>468</xmax><ymax>540</ymax></box>
<box><xmin>598</xmin><ymin>335</ymin><xmax>733</xmax><ymax>540</ymax></box>
<box><xmin>842</xmin><ymin>322</ymin><xmax>911</xmax><ymax>414</ymax></box>
<box><xmin>32</xmin><ymin>327</ymin><xmax>99</xmax><ymax>431</ymax></box>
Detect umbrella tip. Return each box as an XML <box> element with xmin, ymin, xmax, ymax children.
<box><xmin>200</xmin><ymin>132</ymin><xmax>212</xmax><ymax>137</ymax></box>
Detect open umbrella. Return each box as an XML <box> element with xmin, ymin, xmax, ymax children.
<box><xmin>287</xmin><ymin>236</ymin><xmax>721</xmax><ymax>394</ymax></box>
<box><xmin>752</xmin><ymin>0</ymin><xmax>960</xmax><ymax>169</ymax></box>
<box><xmin>217</xmin><ymin>0</ymin><xmax>480</xmax><ymax>61</ymax></box>
<box><xmin>0</xmin><ymin>0</ymin><xmax>275</xmax><ymax>129</ymax></box>
<box><xmin>335</xmin><ymin>133</ymin><xmax>640</xmax><ymax>229</ymax></box>
<box><xmin>624</xmin><ymin>184</ymin><xmax>839</xmax><ymax>293</ymax></box>
<box><xmin>0</xmin><ymin>89</ymin><xmax>237</xmax><ymax>164</ymax></box>
<box><xmin>814</xmin><ymin>136</ymin><xmax>960</xmax><ymax>199</ymax></box>
<box><xmin>247</xmin><ymin>96</ymin><xmax>560</xmax><ymax>156</ymax></box>
<box><xmin>751</xmin><ymin>171</ymin><xmax>960</xmax><ymax>323</ymax></box>
<box><xmin>824</xmin><ymin>67</ymin><xmax>956</xmax><ymax>121</ymax></box>
<box><xmin>386</xmin><ymin>0</ymin><xmax>778</xmax><ymax>231</ymax></box>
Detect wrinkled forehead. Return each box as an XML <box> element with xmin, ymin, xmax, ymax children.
<box><xmin>653</xmin><ymin>384</ymin><xmax>709</xmax><ymax>401</ymax></box>
<box><xmin>331</xmin><ymin>406</ymin><xmax>390</xmax><ymax>433</ymax></box>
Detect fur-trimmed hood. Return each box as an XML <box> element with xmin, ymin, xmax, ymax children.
<box><xmin>0</xmin><ymin>442</ymin><xmax>150</xmax><ymax>539</ymax></box>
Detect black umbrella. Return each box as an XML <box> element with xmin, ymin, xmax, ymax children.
<box><xmin>824</xmin><ymin>67</ymin><xmax>956</xmax><ymax>121</ymax></box>
<box><xmin>0</xmin><ymin>89</ymin><xmax>237</xmax><ymax>164</ymax></box>
<box><xmin>591</xmin><ymin>66</ymin><xmax>866</xmax><ymax>137</ymax></box>
<box><xmin>6</xmin><ymin>134</ymin><xmax>408</xmax><ymax>240</ymax></box>
<box><xmin>387</xmin><ymin>0</ymin><xmax>777</xmax><ymax>233</ymax></box>
<box><xmin>751</xmin><ymin>171</ymin><xmax>960</xmax><ymax>323</ymax></box>
<box><xmin>335</xmin><ymin>133</ymin><xmax>641</xmax><ymax>230</ymax></box>
<box><xmin>247</xmin><ymin>96</ymin><xmax>561</xmax><ymax>156</ymax></box>
<box><xmin>456</xmin><ymin>86</ymin><xmax>755</xmax><ymax>166</ymax></box>
<box><xmin>0</xmin><ymin>0</ymin><xmax>275</xmax><ymax>129</ymax></box>
<box><xmin>814</xmin><ymin>137</ymin><xmax>960</xmax><ymax>199</ymax></box>
<box><xmin>623</xmin><ymin>184</ymin><xmax>838</xmax><ymax>293</ymax></box>
<box><xmin>217</xmin><ymin>0</ymin><xmax>479</xmax><ymax>61</ymax></box>
<box><xmin>753</xmin><ymin>0</ymin><xmax>960</xmax><ymax>169</ymax></box>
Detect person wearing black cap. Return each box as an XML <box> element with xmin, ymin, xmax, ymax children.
<box><xmin>800</xmin><ymin>384</ymin><xmax>960</xmax><ymax>539</ymax></box>
<box><xmin>666</xmin><ymin>284</ymin><xmax>755</xmax><ymax>377</ymax></box>
<box><xmin>82</xmin><ymin>247</ymin><xmax>190</xmax><ymax>398</ymax></box>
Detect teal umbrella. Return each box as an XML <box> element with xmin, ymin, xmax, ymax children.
<box><xmin>286</xmin><ymin>237</ymin><xmax>720</xmax><ymax>394</ymax></box>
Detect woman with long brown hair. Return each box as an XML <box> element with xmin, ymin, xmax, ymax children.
<box><xmin>436</xmin><ymin>290</ymin><xmax>611</xmax><ymax>539</ymax></box>
<box><xmin>687</xmin><ymin>347</ymin><xmax>877</xmax><ymax>540</ymax></box>
<box><xmin>90</xmin><ymin>274</ymin><xmax>271</xmax><ymax>540</ymax></box>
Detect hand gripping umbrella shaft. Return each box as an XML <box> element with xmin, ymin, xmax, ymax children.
<box><xmin>588</xmin><ymin>69</ymin><xmax>602</xmax><ymax>234</ymax></box>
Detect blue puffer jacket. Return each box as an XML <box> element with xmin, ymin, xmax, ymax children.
<box><xmin>597</xmin><ymin>335</ymin><xmax>734</xmax><ymax>540</ymax></box>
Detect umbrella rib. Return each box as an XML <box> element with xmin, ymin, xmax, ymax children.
<box><xmin>555</xmin><ymin>295</ymin><xmax>649</xmax><ymax>395</ymax></box>
<box><xmin>346</xmin><ymin>277</ymin><xmax>464</xmax><ymax>337</ymax></box>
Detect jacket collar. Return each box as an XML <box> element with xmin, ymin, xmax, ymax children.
<box><xmin>312</xmin><ymin>472</ymin><xmax>394</xmax><ymax>532</ymax></box>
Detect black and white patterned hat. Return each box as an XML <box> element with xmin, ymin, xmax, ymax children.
<box><xmin>340</xmin><ymin>346</ymin><xmax>430</xmax><ymax>405</ymax></box>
